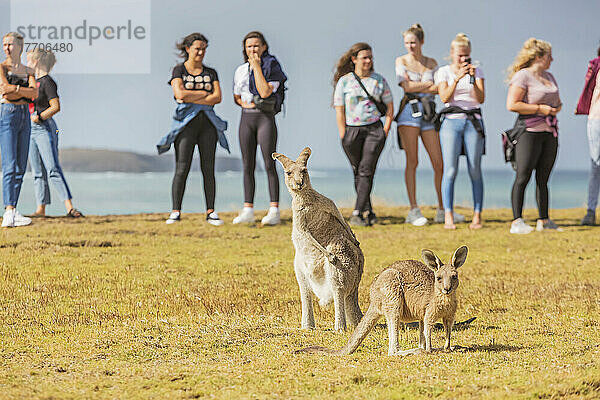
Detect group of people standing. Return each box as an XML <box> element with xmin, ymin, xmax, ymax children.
<box><xmin>2</xmin><ymin>27</ymin><xmax>599</xmax><ymax>233</ymax></box>
<box><xmin>159</xmin><ymin>31</ymin><xmax>287</xmax><ymax>226</ymax></box>
<box><xmin>0</xmin><ymin>32</ymin><xmax>82</xmax><ymax>228</ymax></box>
<box><xmin>332</xmin><ymin>24</ymin><xmax>599</xmax><ymax>233</ymax></box>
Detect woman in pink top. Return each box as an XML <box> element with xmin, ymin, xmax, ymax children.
<box><xmin>506</xmin><ymin>38</ymin><xmax>562</xmax><ymax>234</ymax></box>
<box><xmin>579</xmin><ymin>47</ymin><xmax>600</xmax><ymax>226</ymax></box>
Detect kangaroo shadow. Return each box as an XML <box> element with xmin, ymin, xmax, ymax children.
<box><xmin>456</xmin><ymin>343</ymin><xmax>525</xmax><ymax>353</ymax></box>
<box><xmin>374</xmin><ymin>215</ymin><xmax>405</xmax><ymax>225</ymax></box>
<box><xmin>375</xmin><ymin>317</ymin><xmax>477</xmax><ymax>332</ymax></box>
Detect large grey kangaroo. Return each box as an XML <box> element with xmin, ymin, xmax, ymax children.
<box><xmin>298</xmin><ymin>246</ymin><xmax>468</xmax><ymax>355</ymax></box>
<box><xmin>272</xmin><ymin>147</ymin><xmax>363</xmax><ymax>332</ymax></box>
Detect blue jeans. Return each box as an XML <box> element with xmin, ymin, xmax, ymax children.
<box><xmin>0</xmin><ymin>103</ymin><xmax>31</xmax><ymax>207</ymax></box>
<box><xmin>439</xmin><ymin>118</ymin><xmax>484</xmax><ymax>213</ymax></box>
<box><xmin>29</xmin><ymin>118</ymin><xmax>72</xmax><ymax>205</ymax></box>
<box><xmin>587</xmin><ymin>118</ymin><xmax>600</xmax><ymax>210</ymax></box>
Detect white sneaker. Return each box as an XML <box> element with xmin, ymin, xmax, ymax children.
<box><xmin>536</xmin><ymin>219</ymin><xmax>563</xmax><ymax>232</ymax></box>
<box><xmin>510</xmin><ymin>218</ymin><xmax>534</xmax><ymax>234</ymax></box>
<box><xmin>406</xmin><ymin>208</ymin><xmax>427</xmax><ymax>226</ymax></box>
<box><xmin>2</xmin><ymin>209</ymin><xmax>15</xmax><ymax>228</ymax></box>
<box><xmin>13</xmin><ymin>210</ymin><xmax>31</xmax><ymax>227</ymax></box>
<box><xmin>434</xmin><ymin>209</ymin><xmax>466</xmax><ymax>223</ymax></box>
<box><xmin>261</xmin><ymin>207</ymin><xmax>280</xmax><ymax>226</ymax></box>
<box><xmin>206</xmin><ymin>211</ymin><xmax>224</xmax><ymax>226</ymax></box>
<box><xmin>233</xmin><ymin>207</ymin><xmax>254</xmax><ymax>224</ymax></box>
<box><xmin>165</xmin><ymin>211</ymin><xmax>180</xmax><ymax>225</ymax></box>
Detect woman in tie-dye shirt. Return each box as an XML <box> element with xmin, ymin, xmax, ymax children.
<box><xmin>333</xmin><ymin>42</ymin><xmax>393</xmax><ymax>227</ymax></box>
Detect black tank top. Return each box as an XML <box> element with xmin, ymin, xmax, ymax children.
<box><xmin>5</xmin><ymin>70</ymin><xmax>32</xmax><ymax>103</ymax></box>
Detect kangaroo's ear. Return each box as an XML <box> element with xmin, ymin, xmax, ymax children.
<box><xmin>422</xmin><ymin>249</ymin><xmax>442</xmax><ymax>271</ymax></box>
<box><xmin>451</xmin><ymin>245</ymin><xmax>468</xmax><ymax>269</ymax></box>
<box><xmin>295</xmin><ymin>147</ymin><xmax>311</xmax><ymax>166</ymax></box>
<box><xmin>272</xmin><ymin>152</ymin><xmax>294</xmax><ymax>169</ymax></box>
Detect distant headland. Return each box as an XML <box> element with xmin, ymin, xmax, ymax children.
<box><xmin>56</xmin><ymin>148</ymin><xmax>242</xmax><ymax>173</ymax></box>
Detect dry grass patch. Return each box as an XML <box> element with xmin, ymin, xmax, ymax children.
<box><xmin>0</xmin><ymin>207</ymin><xmax>599</xmax><ymax>399</ymax></box>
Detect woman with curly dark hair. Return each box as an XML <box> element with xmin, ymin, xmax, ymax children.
<box><xmin>158</xmin><ymin>32</ymin><xmax>229</xmax><ymax>226</ymax></box>
<box><xmin>333</xmin><ymin>42</ymin><xmax>394</xmax><ymax>226</ymax></box>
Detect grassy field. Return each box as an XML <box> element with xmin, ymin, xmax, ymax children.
<box><xmin>1</xmin><ymin>206</ymin><xmax>599</xmax><ymax>399</ymax></box>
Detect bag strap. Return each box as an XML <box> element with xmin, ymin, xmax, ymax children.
<box><xmin>352</xmin><ymin>72</ymin><xmax>379</xmax><ymax>104</ymax></box>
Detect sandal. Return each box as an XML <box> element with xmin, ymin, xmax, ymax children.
<box><xmin>66</xmin><ymin>208</ymin><xmax>84</xmax><ymax>218</ymax></box>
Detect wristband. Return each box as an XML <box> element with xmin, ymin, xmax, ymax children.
<box><xmin>15</xmin><ymin>85</ymin><xmax>19</xmax><ymax>93</ymax></box>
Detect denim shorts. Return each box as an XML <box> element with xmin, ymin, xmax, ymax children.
<box><xmin>395</xmin><ymin>100</ymin><xmax>435</xmax><ymax>131</ymax></box>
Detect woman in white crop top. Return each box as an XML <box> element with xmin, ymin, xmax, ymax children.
<box><xmin>394</xmin><ymin>24</ymin><xmax>447</xmax><ymax>227</ymax></box>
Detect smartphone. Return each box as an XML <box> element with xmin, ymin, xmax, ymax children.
<box><xmin>409</xmin><ymin>98</ymin><xmax>421</xmax><ymax>118</ymax></box>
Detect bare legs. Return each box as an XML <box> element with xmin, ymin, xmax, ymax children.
<box><xmin>34</xmin><ymin>199</ymin><xmax>76</xmax><ymax>216</ymax></box>
<box><xmin>398</xmin><ymin>126</ymin><xmax>444</xmax><ymax>210</ymax></box>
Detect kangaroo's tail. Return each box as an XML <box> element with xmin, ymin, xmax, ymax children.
<box><xmin>295</xmin><ymin>304</ymin><xmax>380</xmax><ymax>356</ymax></box>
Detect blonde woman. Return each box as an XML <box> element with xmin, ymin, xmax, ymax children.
<box><xmin>333</xmin><ymin>42</ymin><xmax>394</xmax><ymax>226</ymax></box>
<box><xmin>0</xmin><ymin>32</ymin><xmax>37</xmax><ymax>227</ymax></box>
<box><xmin>395</xmin><ymin>24</ymin><xmax>453</xmax><ymax>226</ymax></box>
<box><xmin>27</xmin><ymin>48</ymin><xmax>83</xmax><ymax>218</ymax></box>
<box><xmin>435</xmin><ymin>33</ymin><xmax>485</xmax><ymax>230</ymax></box>
<box><xmin>506</xmin><ymin>38</ymin><xmax>561</xmax><ymax>233</ymax></box>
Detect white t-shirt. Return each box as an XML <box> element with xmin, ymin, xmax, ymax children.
<box><xmin>233</xmin><ymin>63</ymin><xmax>280</xmax><ymax>105</ymax></box>
<box><xmin>435</xmin><ymin>65</ymin><xmax>484</xmax><ymax>119</ymax></box>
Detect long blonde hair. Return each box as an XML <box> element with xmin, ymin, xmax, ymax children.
<box><xmin>506</xmin><ymin>38</ymin><xmax>552</xmax><ymax>81</ymax></box>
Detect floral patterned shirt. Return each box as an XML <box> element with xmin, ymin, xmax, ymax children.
<box><xmin>333</xmin><ymin>72</ymin><xmax>393</xmax><ymax>126</ymax></box>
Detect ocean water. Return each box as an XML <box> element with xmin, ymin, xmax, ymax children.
<box><xmin>17</xmin><ymin>167</ymin><xmax>590</xmax><ymax>216</ymax></box>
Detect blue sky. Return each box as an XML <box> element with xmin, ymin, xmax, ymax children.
<box><xmin>0</xmin><ymin>0</ymin><xmax>598</xmax><ymax>170</ymax></box>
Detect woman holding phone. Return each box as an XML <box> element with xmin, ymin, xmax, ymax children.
<box><xmin>435</xmin><ymin>33</ymin><xmax>485</xmax><ymax>230</ymax></box>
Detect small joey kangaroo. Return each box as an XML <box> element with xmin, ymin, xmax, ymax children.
<box><xmin>272</xmin><ymin>147</ymin><xmax>364</xmax><ymax>332</ymax></box>
<box><xmin>298</xmin><ymin>246</ymin><xmax>468</xmax><ymax>355</ymax></box>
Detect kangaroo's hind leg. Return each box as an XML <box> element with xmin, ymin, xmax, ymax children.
<box><xmin>384</xmin><ymin>309</ymin><xmax>401</xmax><ymax>355</ymax></box>
<box><xmin>344</xmin><ymin>286</ymin><xmax>363</xmax><ymax>327</ymax></box>
<box><xmin>419</xmin><ymin>321</ymin><xmax>426</xmax><ymax>349</ymax></box>
<box><xmin>332</xmin><ymin>286</ymin><xmax>347</xmax><ymax>332</ymax></box>
<box><xmin>294</xmin><ymin>253</ymin><xmax>315</xmax><ymax>329</ymax></box>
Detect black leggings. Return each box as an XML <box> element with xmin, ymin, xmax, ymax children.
<box><xmin>342</xmin><ymin>121</ymin><xmax>386</xmax><ymax>213</ymax></box>
<box><xmin>511</xmin><ymin>131</ymin><xmax>558</xmax><ymax>219</ymax></box>
<box><xmin>172</xmin><ymin>112</ymin><xmax>217</xmax><ymax>211</ymax></box>
<box><xmin>239</xmin><ymin>109</ymin><xmax>279</xmax><ymax>204</ymax></box>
